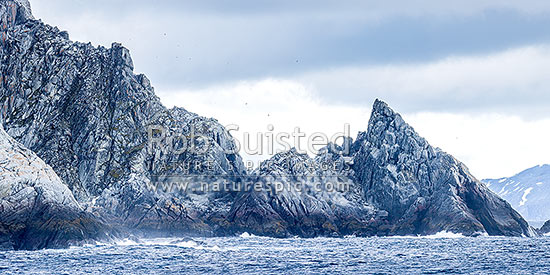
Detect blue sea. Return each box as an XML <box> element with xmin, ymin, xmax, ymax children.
<box><xmin>1</xmin><ymin>233</ymin><xmax>549</xmax><ymax>274</ymax></box>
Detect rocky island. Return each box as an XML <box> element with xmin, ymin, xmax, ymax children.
<box><xmin>0</xmin><ymin>0</ymin><xmax>536</xmax><ymax>249</ymax></box>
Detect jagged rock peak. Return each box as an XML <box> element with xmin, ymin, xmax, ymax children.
<box><xmin>351</xmin><ymin>98</ymin><xmax>534</xmax><ymax>237</ymax></box>
<box><xmin>0</xmin><ymin>5</ymin><xmax>246</xmax><ymax>235</ymax></box>
<box><xmin>257</xmin><ymin>148</ymin><xmax>313</xmax><ymax>176</ymax></box>
<box><xmin>367</xmin><ymin>99</ymin><xmax>421</xmax><ymax>142</ymax></box>
<box><xmin>372</xmin><ymin>98</ymin><xmax>394</xmax><ymax>116</ymax></box>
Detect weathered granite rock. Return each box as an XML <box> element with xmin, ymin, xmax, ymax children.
<box><xmin>0</xmin><ymin>0</ymin><xmax>244</xmax><ymax>235</ymax></box>
<box><xmin>225</xmin><ymin>100</ymin><xmax>534</xmax><ymax>237</ymax></box>
<box><xmin>0</xmin><ymin>124</ymin><xmax>109</xmax><ymax>250</ymax></box>
<box><xmin>0</xmin><ymin>0</ymin><xmax>536</xmax><ymax>239</ymax></box>
<box><xmin>225</xmin><ymin>147</ymin><xmax>386</xmax><ymax>237</ymax></box>
<box><xmin>0</xmin><ymin>0</ymin><xmax>33</xmax><ymax>28</ymax></box>
<box><xmin>352</xmin><ymin>99</ymin><xmax>534</xmax><ymax>237</ymax></box>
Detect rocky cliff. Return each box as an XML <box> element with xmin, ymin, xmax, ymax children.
<box><xmin>225</xmin><ymin>146</ymin><xmax>386</xmax><ymax>237</ymax></box>
<box><xmin>352</xmin><ymin>100</ymin><xmax>533</xmax><ymax>236</ymax></box>
<box><xmin>0</xmin><ymin>0</ymin><xmax>244</xmax><ymax>236</ymax></box>
<box><xmin>0</xmin><ymin>0</ymin><xmax>536</xmax><ymax>244</ymax></box>
<box><xmin>0</xmin><ymin>124</ymin><xmax>109</xmax><ymax>250</ymax></box>
<box><xmin>226</xmin><ymin>100</ymin><xmax>534</xmax><ymax>237</ymax></box>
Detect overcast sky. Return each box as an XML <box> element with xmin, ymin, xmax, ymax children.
<box><xmin>31</xmin><ymin>0</ymin><xmax>550</xmax><ymax>179</ymax></box>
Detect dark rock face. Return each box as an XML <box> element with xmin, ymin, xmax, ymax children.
<box><xmin>0</xmin><ymin>125</ymin><xmax>109</xmax><ymax>250</ymax></box>
<box><xmin>0</xmin><ymin>0</ymin><xmax>244</xmax><ymax>235</ymax></box>
<box><xmin>0</xmin><ymin>0</ymin><xmax>33</xmax><ymax>28</ymax></box>
<box><xmin>227</xmin><ymin>100</ymin><xmax>534</xmax><ymax>237</ymax></box>
<box><xmin>539</xmin><ymin>221</ymin><xmax>550</xmax><ymax>235</ymax></box>
<box><xmin>225</xmin><ymin>148</ymin><xmax>385</xmax><ymax>237</ymax></box>
<box><xmin>352</xmin><ymin>100</ymin><xmax>534</xmax><ymax>237</ymax></box>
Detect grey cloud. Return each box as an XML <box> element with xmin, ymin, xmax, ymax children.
<box><xmin>297</xmin><ymin>46</ymin><xmax>550</xmax><ymax>118</ymax></box>
<box><xmin>31</xmin><ymin>0</ymin><xmax>550</xmax><ymax>16</ymax></box>
<box><xmin>29</xmin><ymin>0</ymin><xmax>550</xmax><ymax>118</ymax></box>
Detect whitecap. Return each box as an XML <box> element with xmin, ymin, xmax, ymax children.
<box><xmin>115</xmin><ymin>238</ymin><xmax>139</xmax><ymax>246</ymax></box>
<box><xmin>385</xmin><ymin>231</ymin><xmax>465</xmax><ymax>239</ymax></box>
<box><xmin>240</xmin><ymin>232</ymin><xmax>255</xmax><ymax>238</ymax></box>
<box><xmin>424</xmin><ymin>231</ymin><xmax>465</xmax><ymax>239</ymax></box>
<box><xmin>124</xmin><ymin>238</ymin><xmax>224</xmax><ymax>251</ymax></box>
<box><xmin>172</xmin><ymin>240</ymin><xmax>199</xmax><ymax>248</ymax></box>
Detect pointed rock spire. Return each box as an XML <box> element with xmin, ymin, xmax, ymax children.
<box><xmin>352</xmin><ymin>99</ymin><xmax>534</xmax><ymax>236</ymax></box>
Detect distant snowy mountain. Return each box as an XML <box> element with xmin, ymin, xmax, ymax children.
<box><xmin>484</xmin><ymin>165</ymin><xmax>550</xmax><ymax>227</ymax></box>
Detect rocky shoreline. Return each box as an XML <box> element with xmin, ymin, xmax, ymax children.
<box><xmin>0</xmin><ymin>124</ymin><xmax>114</xmax><ymax>250</ymax></box>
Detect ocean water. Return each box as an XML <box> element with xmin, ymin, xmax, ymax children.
<box><xmin>1</xmin><ymin>234</ymin><xmax>549</xmax><ymax>274</ymax></box>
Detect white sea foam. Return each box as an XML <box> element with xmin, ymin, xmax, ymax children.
<box><xmin>240</xmin><ymin>232</ymin><xmax>257</xmax><ymax>238</ymax></box>
<box><xmin>424</xmin><ymin>231</ymin><xmax>465</xmax><ymax>239</ymax></box>
<box><xmin>114</xmin><ymin>238</ymin><xmax>139</xmax><ymax>246</ymax></box>
<box><xmin>109</xmin><ymin>238</ymin><xmax>223</xmax><ymax>251</ymax></box>
<box><xmin>386</xmin><ymin>231</ymin><xmax>465</xmax><ymax>239</ymax></box>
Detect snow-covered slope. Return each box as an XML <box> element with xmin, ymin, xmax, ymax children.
<box><xmin>484</xmin><ymin>165</ymin><xmax>550</xmax><ymax>227</ymax></box>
